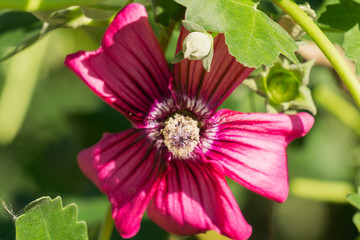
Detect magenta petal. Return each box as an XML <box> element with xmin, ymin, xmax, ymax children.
<box><xmin>203</xmin><ymin>110</ymin><xmax>314</xmax><ymax>202</ymax></box>
<box><xmin>78</xmin><ymin>128</ymin><xmax>163</xmax><ymax>238</ymax></box>
<box><xmin>147</xmin><ymin>160</ymin><xmax>252</xmax><ymax>240</ymax></box>
<box><xmin>171</xmin><ymin>29</ymin><xmax>254</xmax><ymax>119</ymax></box>
<box><xmin>65</xmin><ymin>3</ymin><xmax>172</xmax><ymax>127</ymax></box>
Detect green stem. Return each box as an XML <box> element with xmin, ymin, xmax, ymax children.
<box><xmin>87</xmin><ymin>4</ymin><xmax>122</xmax><ymax>11</ymax></box>
<box><xmin>97</xmin><ymin>205</ymin><xmax>114</xmax><ymax>240</ymax></box>
<box><xmin>86</xmin><ymin>17</ymin><xmax>113</xmax><ymax>27</ymax></box>
<box><xmin>314</xmin><ymin>84</ymin><xmax>360</xmax><ymax>136</ymax></box>
<box><xmin>272</xmin><ymin>0</ymin><xmax>360</xmax><ymax>109</ymax></box>
<box><xmin>158</xmin><ymin>20</ymin><xmax>177</xmax><ymax>54</ymax></box>
<box><xmin>88</xmin><ymin>0</ymin><xmax>133</xmax><ymax>11</ymax></box>
<box><xmin>85</xmin><ymin>0</ymin><xmax>133</xmax><ymax>26</ymax></box>
<box><xmin>0</xmin><ymin>0</ymin><xmax>104</xmax><ymax>11</ymax></box>
<box><xmin>0</xmin><ymin>35</ymin><xmax>50</xmax><ymax>144</ymax></box>
<box><xmin>249</xmin><ymin>90</ymin><xmax>257</xmax><ymax>112</ymax></box>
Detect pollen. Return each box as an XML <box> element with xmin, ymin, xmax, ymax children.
<box><xmin>161</xmin><ymin>113</ymin><xmax>200</xmax><ymax>159</ymax></box>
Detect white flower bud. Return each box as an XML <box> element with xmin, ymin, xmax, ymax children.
<box><xmin>182</xmin><ymin>32</ymin><xmax>212</xmax><ymax>60</ymax></box>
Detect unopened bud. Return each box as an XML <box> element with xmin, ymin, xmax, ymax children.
<box><xmin>267</xmin><ymin>69</ymin><xmax>300</xmax><ymax>103</ymax></box>
<box><xmin>243</xmin><ymin>59</ymin><xmax>317</xmax><ymax>115</ymax></box>
<box><xmin>182</xmin><ymin>32</ymin><xmax>212</xmax><ymax>60</ymax></box>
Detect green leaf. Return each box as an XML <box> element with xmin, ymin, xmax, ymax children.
<box><xmin>182</xmin><ymin>20</ymin><xmax>206</xmax><ymax>33</ymax></box>
<box><xmin>0</xmin><ymin>11</ymin><xmax>42</xmax><ymax>61</ymax></box>
<box><xmin>353</xmin><ymin>212</ymin><xmax>360</xmax><ymax>232</ymax></box>
<box><xmin>201</xmin><ymin>46</ymin><xmax>214</xmax><ymax>72</ymax></box>
<box><xmin>15</xmin><ymin>196</ymin><xmax>88</xmax><ymax>240</ymax></box>
<box><xmin>151</xmin><ymin>0</ymin><xmax>185</xmax><ymax>26</ymax></box>
<box><xmin>318</xmin><ymin>0</ymin><xmax>360</xmax><ymax>31</ymax></box>
<box><xmin>347</xmin><ymin>193</ymin><xmax>360</xmax><ymax>209</ymax></box>
<box><xmin>344</xmin><ymin>24</ymin><xmax>360</xmax><ymax>77</ymax></box>
<box><xmin>0</xmin><ymin>11</ymin><xmax>57</xmax><ymax>62</ymax></box>
<box><xmin>172</xmin><ymin>50</ymin><xmax>185</xmax><ymax>63</ymax></box>
<box><xmin>175</xmin><ymin>0</ymin><xmax>299</xmax><ymax>68</ymax></box>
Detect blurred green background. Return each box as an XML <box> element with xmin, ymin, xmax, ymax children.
<box><xmin>1</xmin><ymin>0</ymin><xmax>360</xmax><ymax>239</ymax></box>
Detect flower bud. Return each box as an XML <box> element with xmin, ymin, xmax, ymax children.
<box><xmin>267</xmin><ymin>69</ymin><xmax>300</xmax><ymax>103</ymax></box>
<box><xmin>243</xmin><ymin>59</ymin><xmax>317</xmax><ymax>115</ymax></box>
<box><xmin>182</xmin><ymin>32</ymin><xmax>212</xmax><ymax>60</ymax></box>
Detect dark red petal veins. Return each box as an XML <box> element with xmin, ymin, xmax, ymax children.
<box><xmin>77</xmin><ymin>128</ymin><xmax>165</xmax><ymax>238</ymax></box>
<box><xmin>65</xmin><ymin>4</ymin><xmax>172</xmax><ymax>128</ymax></box>
<box><xmin>148</xmin><ymin>160</ymin><xmax>252</xmax><ymax>240</ymax></box>
<box><xmin>203</xmin><ymin>110</ymin><xmax>314</xmax><ymax>202</ymax></box>
<box><xmin>171</xmin><ymin>29</ymin><xmax>254</xmax><ymax>120</ymax></box>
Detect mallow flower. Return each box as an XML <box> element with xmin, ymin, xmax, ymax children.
<box><xmin>65</xmin><ymin>3</ymin><xmax>314</xmax><ymax>240</ymax></box>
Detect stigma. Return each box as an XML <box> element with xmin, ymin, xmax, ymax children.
<box><xmin>161</xmin><ymin>113</ymin><xmax>200</xmax><ymax>159</ymax></box>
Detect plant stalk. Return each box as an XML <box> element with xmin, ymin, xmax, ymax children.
<box><xmin>159</xmin><ymin>20</ymin><xmax>177</xmax><ymax>54</ymax></box>
<box><xmin>97</xmin><ymin>205</ymin><xmax>114</xmax><ymax>240</ymax></box>
<box><xmin>88</xmin><ymin>0</ymin><xmax>133</xmax><ymax>11</ymax></box>
<box><xmin>272</xmin><ymin>0</ymin><xmax>360</xmax><ymax>109</ymax></box>
<box><xmin>0</xmin><ymin>0</ymin><xmax>104</xmax><ymax>11</ymax></box>
<box><xmin>314</xmin><ymin>84</ymin><xmax>360</xmax><ymax>136</ymax></box>
<box><xmin>0</xmin><ymin>35</ymin><xmax>49</xmax><ymax>144</ymax></box>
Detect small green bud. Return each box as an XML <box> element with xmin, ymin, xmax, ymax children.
<box><xmin>243</xmin><ymin>59</ymin><xmax>317</xmax><ymax>115</ymax></box>
<box><xmin>267</xmin><ymin>69</ymin><xmax>300</xmax><ymax>103</ymax></box>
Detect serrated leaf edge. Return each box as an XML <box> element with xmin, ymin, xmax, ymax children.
<box><xmin>17</xmin><ymin>196</ymin><xmax>87</xmax><ymax>233</ymax></box>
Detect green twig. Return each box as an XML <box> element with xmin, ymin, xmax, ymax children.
<box><xmin>0</xmin><ymin>35</ymin><xmax>50</xmax><ymax>144</ymax></box>
<box><xmin>88</xmin><ymin>0</ymin><xmax>133</xmax><ymax>11</ymax></box>
<box><xmin>0</xmin><ymin>0</ymin><xmax>104</xmax><ymax>11</ymax></box>
<box><xmin>97</xmin><ymin>204</ymin><xmax>114</xmax><ymax>240</ymax></box>
<box><xmin>272</xmin><ymin>0</ymin><xmax>360</xmax><ymax>109</ymax></box>
<box><xmin>85</xmin><ymin>0</ymin><xmax>133</xmax><ymax>26</ymax></box>
<box><xmin>86</xmin><ymin>4</ymin><xmax>122</xmax><ymax>11</ymax></box>
<box><xmin>248</xmin><ymin>90</ymin><xmax>257</xmax><ymax>112</ymax></box>
<box><xmin>86</xmin><ymin>17</ymin><xmax>114</xmax><ymax>27</ymax></box>
<box><xmin>158</xmin><ymin>20</ymin><xmax>177</xmax><ymax>54</ymax></box>
<box><xmin>314</xmin><ymin>84</ymin><xmax>360</xmax><ymax>136</ymax></box>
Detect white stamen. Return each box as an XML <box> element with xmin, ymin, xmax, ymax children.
<box><xmin>161</xmin><ymin>114</ymin><xmax>200</xmax><ymax>159</ymax></box>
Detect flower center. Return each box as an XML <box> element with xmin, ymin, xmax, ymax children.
<box><xmin>161</xmin><ymin>113</ymin><xmax>200</xmax><ymax>159</ymax></box>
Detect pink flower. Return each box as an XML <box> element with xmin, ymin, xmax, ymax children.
<box><xmin>65</xmin><ymin>3</ymin><xmax>314</xmax><ymax>240</ymax></box>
